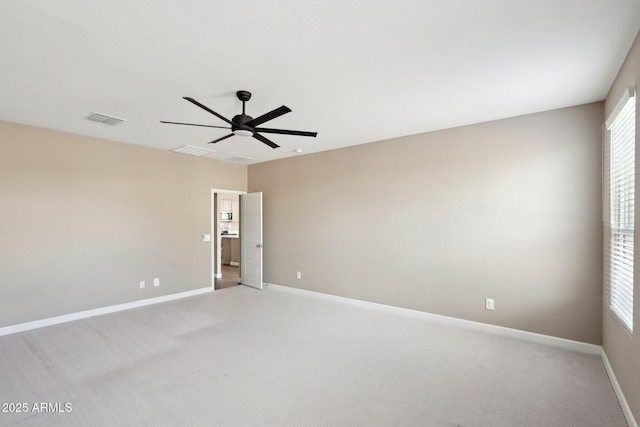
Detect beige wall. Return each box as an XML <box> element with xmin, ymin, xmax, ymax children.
<box><xmin>603</xmin><ymin>31</ymin><xmax>640</xmax><ymax>422</ymax></box>
<box><xmin>249</xmin><ymin>102</ymin><xmax>603</xmax><ymax>344</ymax></box>
<box><xmin>0</xmin><ymin>120</ymin><xmax>246</xmax><ymax>327</ymax></box>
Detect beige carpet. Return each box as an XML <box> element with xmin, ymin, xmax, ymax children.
<box><xmin>0</xmin><ymin>285</ymin><xmax>628</xmax><ymax>426</ymax></box>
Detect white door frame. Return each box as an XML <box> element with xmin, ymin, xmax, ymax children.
<box><xmin>211</xmin><ymin>189</ymin><xmax>246</xmax><ymax>288</ymax></box>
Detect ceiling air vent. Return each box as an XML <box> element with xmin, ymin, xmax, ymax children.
<box><xmin>171</xmin><ymin>145</ymin><xmax>216</xmax><ymax>157</ymax></box>
<box><xmin>86</xmin><ymin>112</ymin><xmax>126</xmax><ymax>126</ymax></box>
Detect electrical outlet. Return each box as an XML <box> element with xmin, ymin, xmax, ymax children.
<box><xmin>485</xmin><ymin>298</ymin><xmax>495</xmax><ymax>310</ymax></box>
<box><xmin>153</xmin><ymin>278</ymin><xmax>160</xmax><ymax>287</ymax></box>
<box><xmin>139</xmin><ymin>280</ymin><xmax>145</xmax><ymax>289</ymax></box>
<box><xmin>296</xmin><ymin>271</ymin><xmax>301</xmax><ymax>279</ymax></box>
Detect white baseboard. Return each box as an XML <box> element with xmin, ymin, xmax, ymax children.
<box><xmin>230</xmin><ymin>261</ymin><xmax>239</xmax><ymax>267</ymax></box>
<box><xmin>0</xmin><ymin>286</ymin><xmax>214</xmax><ymax>337</ymax></box>
<box><xmin>266</xmin><ymin>283</ymin><xmax>601</xmax><ymax>354</ymax></box>
<box><xmin>601</xmin><ymin>348</ymin><xmax>638</xmax><ymax>427</ymax></box>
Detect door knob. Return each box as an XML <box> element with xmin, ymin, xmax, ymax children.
<box><xmin>256</xmin><ymin>243</ymin><xmax>263</xmax><ymax>248</ymax></box>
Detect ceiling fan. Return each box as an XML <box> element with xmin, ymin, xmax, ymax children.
<box><xmin>161</xmin><ymin>90</ymin><xmax>317</xmax><ymax>149</ymax></box>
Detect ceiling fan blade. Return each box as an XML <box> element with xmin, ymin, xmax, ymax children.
<box><xmin>160</xmin><ymin>120</ymin><xmax>231</xmax><ymax>130</ymax></box>
<box><xmin>253</xmin><ymin>132</ymin><xmax>279</xmax><ymax>149</ymax></box>
<box><xmin>183</xmin><ymin>97</ymin><xmax>233</xmax><ymax>126</ymax></box>
<box><xmin>209</xmin><ymin>133</ymin><xmax>235</xmax><ymax>144</ymax></box>
<box><xmin>255</xmin><ymin>127</ymin><xmax>317</xmax><ymax>137</ymax></box>
<box><xmin>245</xmin><ymin>106</ymin><xmax>291</xmax><ymax>127</ymax></box>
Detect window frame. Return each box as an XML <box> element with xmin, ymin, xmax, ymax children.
<box><xmin>604</xmin><ymin>86</ymin><xmax>636</xmax><ymax>333</ymax></box>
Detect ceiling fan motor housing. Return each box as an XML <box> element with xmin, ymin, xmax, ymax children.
<box><xmin>232</xmin><ymin>114</ymin><xmax>254</xmax><ymax>135</ymax></box>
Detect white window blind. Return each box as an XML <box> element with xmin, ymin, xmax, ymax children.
<box><xmin>604</xmin><ymin>87</ymin><xmax>635</xmax><ymax>332</ymax></box>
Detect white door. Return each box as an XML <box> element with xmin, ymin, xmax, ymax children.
<box><xmin>240</xmin><ymin>192</ymin><xmax>263</xmax><ymax>289</ymax></box>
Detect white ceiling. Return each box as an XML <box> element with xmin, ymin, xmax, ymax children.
<box><xmin>1</xmin><ymin>1</ymin><xmax>639</xmax><ymax>165</ymax></box>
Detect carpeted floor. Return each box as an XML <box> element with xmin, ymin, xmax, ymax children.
<box><xmin>0</xmin><ymin>285</ymin><xmax>628</xmax><ymax>426</ymax></box>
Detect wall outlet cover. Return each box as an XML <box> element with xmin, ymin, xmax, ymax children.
<box><xmin>485</xmin><ymin>298</ymin><xmax>495</xmax><ymax>310</ymax></box>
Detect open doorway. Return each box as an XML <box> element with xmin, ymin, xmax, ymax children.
<box><xmin>212</xmin><ymin>189</ymin><xmax>245</xmax><ymax>290</ymax></box>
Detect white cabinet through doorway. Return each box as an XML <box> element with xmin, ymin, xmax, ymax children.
<box><xmin>220</xmin><ymin>199</ymin><xmax>232</xmax><ymax>212</ymax></box>
<box><xmin>220</xmin><ymin>199</ymin><xmax>239</xmax><ymax>222</ymax></box>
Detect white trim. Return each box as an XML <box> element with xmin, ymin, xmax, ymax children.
<box><xmin>601</xmin><ymin>348</ymin><xmax>639</xmax><ymax>427</ymax></box>
<box><xmin>606</xmin><ymin>85</ymin><xmax>636</xmax><ymax>128</ymax></box>
<box><xmin>0</xmin><ymin>286</ymin><xmax>213</xmax><ymax>337</ymax></box>
<box><xmin>265</xmin><ymin>283</ymin><xmax>601</xmax><ymax>354</ymax></box>
<box><xmin>210</xmin><ymin>188</ymin><xmax>246</xmax><ymax>195</ymax></box>
<box><xmin>230</xmin><ymin>261</ymin><xmax>240</xmax><ymax>267</ymax></box>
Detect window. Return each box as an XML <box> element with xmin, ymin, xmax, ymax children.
<box><xmin>604</xmin><ymin>87</ymin><xmax>636</xmax><ymax>332</ymax></box>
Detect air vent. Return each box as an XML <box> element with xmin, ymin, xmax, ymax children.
<box><xmin>171</xmin><ymin>145</ymin><xmax>216</xmax><ymax>157</ymax></box>
<box><xmin>86</xmin><ymin>112</ymin><xmax>126</xmax><ymax>126</ymax></box>
<box><xmin>228</xmin><ymin>156</ymin><xmax>253</xmax><ymax>163</ymax></box>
